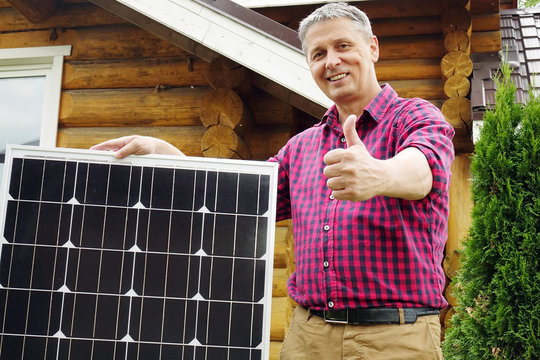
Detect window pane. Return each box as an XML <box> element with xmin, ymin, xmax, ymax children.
<box><xmin>0</xmin><ymin>76</ymin><xmax>46</xmax><ymax>182</ymax></box>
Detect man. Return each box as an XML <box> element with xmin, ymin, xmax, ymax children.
<box><xmin>92</xmin><ymin>3</ymin><xmax>454</xmax><ymax>359</ymax></box>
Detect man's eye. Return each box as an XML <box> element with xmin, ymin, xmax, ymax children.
<box><xmin>312</xmin><ymin>52</ymin><xmax>322</xmax><ymax>60</ymax></box>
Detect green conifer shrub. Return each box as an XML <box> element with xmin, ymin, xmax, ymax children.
<box><xmin>441</xmin><ymin>61</ymin><xmax>539</xmax><ymax>359</ymax></box>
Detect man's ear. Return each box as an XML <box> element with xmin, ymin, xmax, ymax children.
<box><xmin>370</xmin><ymin>36</ymin><xmax>379</xmax><ymax>63</ymax></box>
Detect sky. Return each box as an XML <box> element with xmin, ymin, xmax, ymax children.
<box><xmin>0</xmin><ymin>75</ymin><xmax>45</xmax><ymax>183</ymax></box>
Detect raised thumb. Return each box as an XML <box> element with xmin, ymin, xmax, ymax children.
<box><xmin>342</xmin><ymin>114</ymin><xmax>361</xmax><ymax>148</ymax></box>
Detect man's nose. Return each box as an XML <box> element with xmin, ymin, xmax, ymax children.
<box><xmin>326</xmin><ymin>50</ymin><xmax>341</xmax><ymax>69</ymax></box>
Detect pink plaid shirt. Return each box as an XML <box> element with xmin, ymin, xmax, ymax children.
<box><xmin>270</xmin><ymin>84</ymin><xmax>455</xmax><ymax>310</ymax></box>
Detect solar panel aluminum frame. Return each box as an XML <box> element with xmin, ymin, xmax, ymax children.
<box><xmin>0</xmin><ymin>144</ymin><xmax>278</xmax><ymax>360</ymax></box>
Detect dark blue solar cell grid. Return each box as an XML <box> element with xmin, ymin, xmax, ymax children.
<box><xmin>0</xmin><ymin>152</ymin><xmax>275</xmax><ymax>360</ymax></box>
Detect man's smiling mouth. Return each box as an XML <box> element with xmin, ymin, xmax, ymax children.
<box><xmin>328</xmin><ymin>73</ymin><xmax>348</xmax><ymax>81</ymax></box>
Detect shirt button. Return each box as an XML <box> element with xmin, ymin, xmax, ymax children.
<box><xmin>323</xmin><ymin>261</ymin><xmax>329</xmax><ymax>268</ymax></box>
<box><xmin>329</xmin><ymin>194</ymin><xmax>335</xmax><ymax>200</ymax></box>
<box><xmin>323</xmin><ymin>225</ymin><xmax>330</xmax><ymax>231</ymax></box>
<box><xmin>328</xmin><ymin>301</ymin><xmax>334</xmax><ymax>308</ymax></box>
<box><xmin>340</xmin><ymin>137</ymin><xmax>346</xmax><ymax>143</ymax></box>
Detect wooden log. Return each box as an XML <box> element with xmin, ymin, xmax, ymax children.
<box><xmin>57</xmin><ymin>126</ymin><xmax>207</xmax><ymax>156</ymax></box>
<box><xmin>443</xmin><ymin>74</ymin><xmax>471</xmax><ymax>98</ymax></box>
<box><xmin>246</xmin><ymin>90</ymin><xmax>294</xmax><ymax>125</ymax></box>
<box><xmin>358</xmin><ymin>0</ymin><xmax>443</xmax><ymax>19</ymax></box>
<box><xmin>443</xmin><ymin>249</ymin><xmax>462</xmax><ymax>279</ymax></box>
<box><xmin>499</xmin><ymin>0</ymin><xmax>515</xmax><ymax>10</ymax></box>
<box><xmin>443</xmin><ymin>153</ymin><xmax>474</xmax><ymax>277</ymax></box>
<box><xmin>286</xmin><ymin>295</ymin><xmax>296</xmax><ymax>331</ymax></box>
<box><xmin>206</xmin><ymin>56</ymin><xmax>252</xmax><ymax>96</ymax></box>
<box><xmin>63</xmin><ymin>58</ymin><xmax>209</xmax><ymax>90</ymax></box>
<box><xmin>450</xmin><ymin>130</ymin><xmax>472</xmax><ymax>154</ymax></box>
<box><xmin>274</xmin><ymin>225</ymin><xmax>288</xmax><ymax>268</ymax></box>
<box><xmin>271</xmin><ymin>297</ymin><xmax>287</xmax><ymax>341</ymax></box>
<box><xmin>283</xmin><ymin>218</ymin><xmax>295</xmax><ymax>328</ymax></box>
<box><xmin>452</xmin><ymin>133</ymin><xmax>475</xmax><ymax>154</ymax></box>
<box><xmin>441</xmin><ymin>96</ymin><xmax>472</xmax><ymax>130</ymax></box>
<box><xmin>252</xmin><ymin>73</ymin><xmax>327</xmax><ymax>120</ymax></box>
<box><xmin>371</xmin><ymin>16</ymin><xmax>441</xmax><ymax>38</ymax></box>
<box><xmin>273</xmin><ymin>268</ymin><xmax>288</xmax><ymax>298</ymax></box>
<box><xmin>201</xmin><ymin>124</ymin><xmax>252</xmax><ymax>159</ymax></box>
<box><xmin>274</xmin><ymin>241</ymin><xmax>287</xmax><ymax>269</ymax></box>
<box><xmin>255</xmin><ymin>0</ymin><xmax>443</xmax><ymax>29</ymax></box>
<box><xmin>270</xmin><ymin>341</ymin><xmax>282</xmax><ymax>360</ymax></box>
<box><xmin>287</xmin><ymin>293</ymin><xmax>297</xmax><ymax>310</ymax></box>
<box><xmin>276</xmin><ymin>219</ymin><xmax>291</xmax><ymax>227</ymax></box>
<box><xmin>429</xmin><ymin>99</ymin><xmax>445</xmax><ymax>110</ymax></box>
<box><xmin>444</xmin><ymin>30</ymin><xmax>470</xmax><ymax>53</ymax></box>
<box><xmin>441</xmin><ymin>5</ymin><xmax>472</xmax><ymax>36</ymax></box>
<box><xmin>59</xmin><ymin>88</ymin><xmax>211</xmax><ymax>127</ymax></box>
<box><xmin>199</xmin><ymin>88</ymin><xmax>254</xmax><ymax>135</ymax></box>
<box><xmin>439</xmin><ymin>304</ymin><xmax>451</xmax><ymax>327</ymax></box>
<box><xmin>470</xmin><ymin>31</ymin><xmax>501</xmax><ymax>53</ymax></box>
<box><xmin>287</xmin><ymin>296</ymin><xmax>295</xmax><ymax>311</ymax></box>
<box><xmin>386</xmin><ymin>79</ymin><xmax>445</xmax><ymax>100</ymax></box>
<box><xmin>0</xmin><ymin>25</ymin><xmax>187</xmax><ymax>60</ymax></box>
<box><xmin>285</xmin><ymin>221</ymin><xmax>295</xmax><ymax>275</ymax></box>
<box><xmin>56</xmin><ymin>125</ymin><xmax>289</xmax><ymax>160</ymax></box>
<box><xmin>472</xmin><ymin>13</ymin><xmax>501</xmax><ymax>32</ymax></box>
<box><xmin>244</xmin><ymin>124</ymin><xmax>291</xmax><ymax>161</ymax></box>
<box><xmin>444</xmin><ymin>306</ymin><xmax>455</xmax><ymax>329</ymax></box>
<box><xmin>285</xmin><ymin>221</ymin><xmax>296</xmax><ymax>334</ymax></box>
<box><xmin>379</xmin><ymin>34</ymin><xmax>444</xmax><ymax>60</ymax></box>
<box><xmin>88</xmin><ymin>0</ymin><xmax>218</xmax><ymax>63</ymax></box>
<box><xmin>445</xmin><ymin>282</ymin><xmax>458</xmax><ymax>308</ymax></box>
<box><xmin>470</xmin><ymin>0</ymin><xmax>499</xmax><ymax>15</ymax></box>
<box><xmin>441</xmin><ymin>51</ymin><xmax>473</xmax><ymax>79</ymax></box>
<box><xmin>447</xmin><ymin>155</ymin><xmax>473</xmax><ymax>259</ymax></box>
<box><xmin>443</xmin><ymin>0</ymin><xmax>470</xmax><ymax>7</ymax></box>
<box><xmin>8</xmin><ymin>0</ymin><xmax>57</xmax><ymax>22</ymax></box>
<box><xmin>0</xmin><ymin>3</ymin><xmax>124</xmax><ymax>32</ymax></box>
<box><xmin>375</xmin><ymin>58</ymin><xmax>442</xmax><ymax>81</ymax></box>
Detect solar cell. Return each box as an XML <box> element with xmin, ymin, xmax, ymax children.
<box><xmin>0</xmin><ymin>145</ymin><xmax>277</xmax><ymax>360</ymax></box>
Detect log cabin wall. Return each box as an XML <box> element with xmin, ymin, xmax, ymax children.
<box><xmin>0</xmin><ymin>0</ymin><xmax>503</xmax><ymax>357</ymax></box>
<box><xmin>0</xmin><ymin>0</ymin><xmax>295</xmax><ymax>161</ymax></box>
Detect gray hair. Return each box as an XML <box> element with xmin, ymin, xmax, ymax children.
<box><xmin>298</xmin><ymin>2</ymin><xmax>373</xmax><ymax>54</ymax></box>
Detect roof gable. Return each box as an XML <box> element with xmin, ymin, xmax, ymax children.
<box><xmin>89</xmin><ymin>0</ymin><xmax>332</xmax><ymax>117</ymax></box>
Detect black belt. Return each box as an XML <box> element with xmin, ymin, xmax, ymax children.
<box><xmin>306</xmin><ymin>306</ymin><xmax>440</xmax><ymax>325</ymax></box>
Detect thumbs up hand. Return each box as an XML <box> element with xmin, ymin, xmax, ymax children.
<box><xmin>323</xmin><ymin>114</ymin><xmax>385</xmax><ymax>202</ymax></box>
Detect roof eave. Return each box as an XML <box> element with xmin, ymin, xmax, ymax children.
<box><xmin>89</xmin><ymin>0</ymin><xmax>332</xmax><ymax>117</ymax></box>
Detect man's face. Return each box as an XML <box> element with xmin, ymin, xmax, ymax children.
<box><xmin>304</xmin><ymin>17</ymin><xmax>379</xmax><ymax>107</ymax></box>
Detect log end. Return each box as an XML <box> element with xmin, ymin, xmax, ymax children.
<box><xmin>201</xmin><ymin>124</ymin><xmax>252</xmax><ymax>159</ymax></box>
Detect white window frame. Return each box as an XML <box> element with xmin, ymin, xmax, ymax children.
<box><xmin>0</xmin><ymin>45</ymin><xmax>71</xmax><ymax>147</ymax></box>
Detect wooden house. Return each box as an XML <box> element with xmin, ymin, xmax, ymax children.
<box><xmin>0</xmin><ymin>0</ymin><xmax>514</xmax><ymax>358</ymax></box>
<box><xmin>471</xmin><ymin>7</ymin><xmax>540</xmax><ymax>140</ymax></box>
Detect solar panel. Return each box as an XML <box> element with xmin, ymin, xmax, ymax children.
<box><xmin>0</xmin><ymin>145</ymin><xmax>278</xmax><ymax>360</ymax></box>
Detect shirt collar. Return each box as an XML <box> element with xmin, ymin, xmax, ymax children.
<box><xmin>318</xmin><ymin>84</ymin><xmax>398</xmax><ymax>127</ymax></box>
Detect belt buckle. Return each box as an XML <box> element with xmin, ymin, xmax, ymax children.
<box><xmin>323</xmin><ymin>309</ymin><xmax>348</xmax><ymax>324</ymax></box>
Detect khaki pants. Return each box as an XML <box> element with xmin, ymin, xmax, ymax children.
<box><xmin>280</xmin><ymin>305</ymin><xmax>443</xmax><ymax>360</ymax></box>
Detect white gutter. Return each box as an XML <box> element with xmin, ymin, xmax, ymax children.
<box><xmin>230</xmin><ymin>0</ymin><xmax>367</xmax><ymax>9</ymax></box>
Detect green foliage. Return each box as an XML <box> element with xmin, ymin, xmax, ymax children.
<box><xmin>441</xmin><ymin>61</ymin><xmax>540</xmax><ymax>359</ymax></box>
<box><xmin>519</xmin><ymin>0</ymin><xmax>540</xmax><ymax>8</ymax></box>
